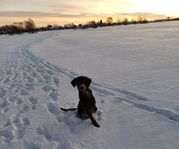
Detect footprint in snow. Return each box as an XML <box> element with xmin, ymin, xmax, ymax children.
<box><xmin>20</xmin><ymin>89</ymin><xmax>29</xmax><ymax>96</ymax></box>
<box><xmin>0</xmin><ymin>129</ymin><xmax>14</xmax><ymax>143</ymax></box>
<box><xmin>97</xmin><ymin>110</ymin><xmax>103</xmax><ymax>121</ymax></box>
<box><xmin>41</xmin><ymin>85</ymin><xmax>53</xmax><ymax>93</ymax></box>
<box><xmin>23</xmin><ymin>141</ymin><xmax>41</xmax><ymax>149</ymax></box>
<box><xmin>28</xmin><ymin>96</ymin><xmax>37</xmax><ymax>105</ymax></box>
<box><xmin>53</xmin><ymin>77</ymin><xmax>60</xmax><ymax>86</ymax></box>
<box><xmin>10</xmin><ymin>114</ymin><xmax>30</xmax><ymax>139</ymax></box>
<box><xmin>36</xmin><ymin>126</ymin><xmax>61</xmax><ymax>142</ymax></box>
<box><xmin>28</xmin><ymin>96</ymin><xmax>38</xmax><ymax>110</ymax></box>
<box><xmin>0</xmin><ymin>88</ymin><xmax>6</xmax><ymax>98</ymax></box>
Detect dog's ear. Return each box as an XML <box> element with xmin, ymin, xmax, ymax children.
<box><xmin>71</xmin><ymin>78</ymin><xmax>78</xmax><ymax>87</ymax></box>
<box><xmin>85</xmin><ymin>77</ymin><xmax>92</xmax><ymax>87</ymax></box>
<box><xmin>71</xmin><ymin>76</ymin><xmax>92</xmax><ymax>87</ymax></box>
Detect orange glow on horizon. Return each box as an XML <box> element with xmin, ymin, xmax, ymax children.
<box><xmin>0</xmin><ymin>15</ymin><xmax>174</xmax><ymax>27</ymax></box>
<box><xmin>0</xmin><ymin>0</ymin><xmax>179</xmax><ymax>26</ymax></box>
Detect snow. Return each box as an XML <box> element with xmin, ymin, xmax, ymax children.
<box><xmin>0</xmin><ymin>21</ymin><xmax>179</xmax><ymax>149</ymax></box>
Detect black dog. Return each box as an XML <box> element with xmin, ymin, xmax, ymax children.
<box><xmin>61</xmin><ymin>76</ymin><xmax>100</xmax><ymax>128</ymax></box>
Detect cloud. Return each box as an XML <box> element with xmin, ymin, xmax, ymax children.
<box><xmin>0</xmin><ymin>11</ymin><xmax>167</xmax><ymax>19</ymax></box>
<box><xmin>117</xmin><ymin>12</ymin><xmax>166</xmax><ymax>18</ymax></box>
<box><xmin>0</xmin><ymin>11</ymin><xmax>86</xmax><ymax>18</ymax></box>
<box><xmin>48</xmin><ymin>3</ymin><xmax>88</xmax><ymax>13</ymax></box>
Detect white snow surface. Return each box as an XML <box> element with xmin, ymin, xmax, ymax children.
<box><xmin>0</xmin><ymin>21</ymin><xmax>179</xmax><ymax>149</ymax></box>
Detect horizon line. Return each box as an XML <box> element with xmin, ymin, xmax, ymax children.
<box><xmin>0</xmin><ymin>10</ymin><xmax>178</xmax><ymax>27</ymax></box>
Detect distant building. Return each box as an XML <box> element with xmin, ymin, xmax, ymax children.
<box><xmin>13</xmin><ymin>19</ymin><xmax>36</xmax><ymax>29</ymax></box>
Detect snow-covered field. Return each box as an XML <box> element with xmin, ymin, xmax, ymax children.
<box><xmin>0</xmin><ymin>21</ymin><xmax>179</xmax><ymax>149</ymax></box>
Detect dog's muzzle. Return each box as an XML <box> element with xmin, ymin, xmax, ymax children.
<box><xmin>78</xmin><ymin>84</ymin><xmax>87</xmax><ymax>92</ymax></box>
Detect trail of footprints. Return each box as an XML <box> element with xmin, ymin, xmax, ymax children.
<box><xmin>1</xmin><ymin>47</ymin><xmax>179</xmax><ymax>147</ymax></box>
<box><xmin>0</xmin><ymin>47</ymin><xmax>104</xmax><ymax>146</ymax></box>
<box><xmin>0</xmin><ymin>48</ymin><xmax>61</xmax><ymax>144</ymax></box>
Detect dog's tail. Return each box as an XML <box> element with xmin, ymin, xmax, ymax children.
<box><xmin>60</xmin><ymin>108</ymin><xmax>77</xmax><ymax>111</ymax></box>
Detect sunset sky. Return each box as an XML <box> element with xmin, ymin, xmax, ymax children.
<box><xmin>0</xmin><ymin>0</ymin><xmax>179</xmax><ymax>26</ymax></box>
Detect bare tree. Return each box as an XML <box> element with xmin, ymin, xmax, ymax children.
<box><xmin>106</xmin><ymin>17</ymin><xmax>113</xmax><ymax>24</ymax></box>
<box><xmin>123</xmin><ymin>18</ymin><xmax>128</xmax><ymax>25</ymax></box>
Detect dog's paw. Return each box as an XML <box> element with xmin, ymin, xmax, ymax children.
<box><xmin>92</xmin><ymin>121</ymin><xmax>100</xmax><ymax>128</ymax></box>
<box><xmin>96</xmin><ymin>110</ymin><xmax>102</xmax><ymax>121</ymax></box>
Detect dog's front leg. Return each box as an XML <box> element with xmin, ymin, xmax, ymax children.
<box><xmin>87</xmin><ymin>111</ymin><xmax>100</xmax><ymax>128</ymax></box>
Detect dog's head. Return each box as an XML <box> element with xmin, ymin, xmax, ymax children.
<box><xmin>71</xmin><ymin>76</ymin><xmax>92</xmax><ymax>92</ymax></box>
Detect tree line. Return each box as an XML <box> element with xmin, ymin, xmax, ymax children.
<box><xmin>0</xmin><ymin>19</ymin><xmax>36</xmax><ymax>35</ymax></box>
<box><xmin>0</xmin><ymin>17</ymin><xmax>179</xmax><ymax>35</ymax></box>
